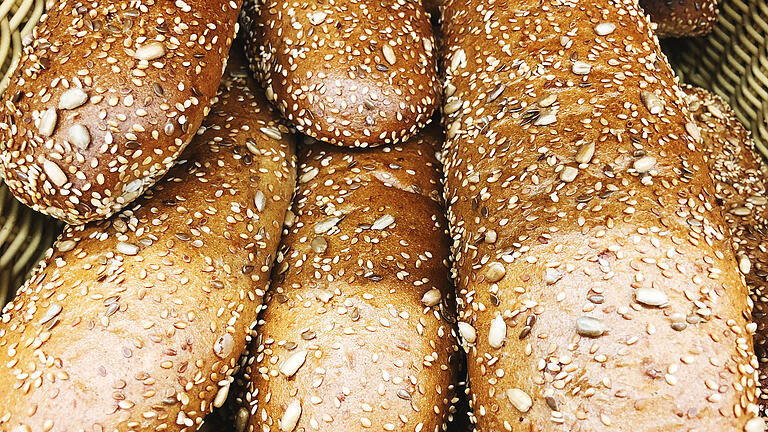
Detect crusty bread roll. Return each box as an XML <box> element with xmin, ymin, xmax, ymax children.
<box><xmin>236</xmin><ymin>125</ymin><xmax>460</xmax><ymax>431</ymax></box>
<box><xmin>0</xmin><ymin>0</ymin><xmax>242</xmax><ymax>224</ymax></box>
<box><xmin>682</xmin><ymin>84</ymin><xmax>768</xmax><ymax>420</ymax></box>
<box><xmin>0</xmin><ymin>50</ymin><xmax>297</xmax><ymax>432</ymax></box>
<box><xmin>239</xmin><ymin>0</ymin><xmax>440</xmax><ymax>148</ymax></box>
<box><xmin>440</xmin><ymin>0</ymin><xmax>761</xmax><ymax>430</ymax></box>
<box><xmin>640</xmin><ymin>0</ymin><xmax>718</xmax><ymax>37</ymax></box>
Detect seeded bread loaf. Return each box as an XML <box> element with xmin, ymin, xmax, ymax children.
<box><xmin>238</xmin><ymin>125</ymin><xmax>459</xmax><ymax>432</ymax></box>
<box><xmin>440</xmin><ymin>0</ymin><xmax>761</xmax><ymax>430</ymax></box>
<box><xmin>639</xmin><ymin>0</ymin><xmax>718</xmax><ymax>37</ymax></box>
<box><xmin>0</xmin><ymin>52</ymin><xmax>297</xmax><ymax>432</ymax></box>
<box><xmin>239</xmin><ymin>0</ymin><xmax>440</xmax><ymax>148</ymax></box>
<box><xmin>0</xmin><ymin>0</ymin><xmax>243</xmax><ymax>224</ymax></box>
<box><xmin>682</xmin><ymin>84</ymin><xmax>768</xmax><ymax>419</ymax></box>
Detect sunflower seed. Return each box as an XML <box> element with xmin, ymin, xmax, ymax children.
<box><xmin>640</xmin><ymin>91</ymin><xmax>663</xmax><ymax>115</ymax></box>
<box><xmin>300</xmin><ymin>167</ymin><xmax>319</xmax><ymax>183</ymax></box>
<box><xmin>213</xmin><ymin>382</ymin><xmax>230</xmax><ymax>408</ymax></box>
<box><xmin>485</xmin><ymin>262</ymin><xmax>506</xmax><ymax>282</ymax></box>
<box><xmin>633</xmin><ymin>156</ymin><xmax>656</xmax><ymax>173</ymax></box>
<box><xmin>39</xmin><ymin>303</ymin><xmax>63</xmax><ymax>325</ymax></box>
<box><xmin>372</xmin><ymin>214</ymin><xmax>395</xmax><ymax>230</ymax></box>
<box><xmin>38</xmin><ymin>108</ymin><xmax>58</xmax><ymax>137</ymax></box>
<box><xmin>116</xmin><ymin>242</ymin><xmax>139</xmax><ymax>256</ymax></box>
<box><xmin>595</xmin><ymin>22</ymin><xmax>616</xmax><ymax>36</ymax></box>
<box><xmin>635</xmin><ymin>287</ymin><xmax>669</xmax><ymax>307</ymax></box>
<box><xmin>543</xmin><ymin>268</ymin><xmax>562</xmax><ymax>285</ymax></box>
<box><xmin>560</xmin><ymin>166</ymin><xmax>578</xmax><ymax>183</ymax></box>
<box><xmin>134</xmin><ymin>42</ymin><xmax>166</xmax><ymax>61</ymax></box>
<box><xmin>739</xmin><ymin>255</ymin><xmax>752</xmax><ymax>274</ymax></box>
<box><xmin>534</xmin><ymin>109</ymin><xmax>557</xmax><ymax>126</ymax></box>
<box><xmin>314</xmin><ymin>217</ymin><xmax>341</xmax><ymax>234</ymax></box>
<box><xmin>572</xmin><ymin>61</ymin><xmax>592</xmax><ymax>75</ymax></box>
<box><xmin>488</xmin><ymin>315</ymin><xmax>507</xmax><ymax>349</ymax></box>
<box><xmin>382</xmin><ymin>44</ymin><xmax>396</xmax><ymax>65</ymax></box>
<box><xmin>68</xmin><ymin>124</ymin><xmax>91</xmax><ymax>149</ymax></box>
<box><xmin>451</xmin><ymin>48</ymin><xmax>466</xmax><ymax>72</ymax></box>
<box><xmin>310</xmin><ymin>236</ymin><xmax>328</xmax><ymax>254</ymax></box>
<box><xmin>308</xmin><ymin>11</ymin><xmax>328</xmax><ymax>25</ymax></box>
<box><xmin>576</xmin><ymin>316</ymin><xmax>605</xmax><ymax>337</ymax></box>
<box><xmin>421</xmin><ymin>288</ymin><xmax>441</xmax><ymax>307</ymax></box>
<box><xmin>280</xmin><ymin>350</ymin><xmax>308</xmax><ymax>377</ymax></box>
<box><xmin>59</xmin><ymin>88</ymin><xmax>88</xmax><ymax>110</ymax></box>
<box><xmin>507</xmin><ymin>388</ymin><xmax>533</xmax><ymax>413</ymax></box>
<box><xmin>253</xmin><ymin>191</ymin><xmax>266</xmax><ymax>212</ymax></box>
<box><xmin>280</xmin><ymin>399</ymin><xmax>302</xmax><ymax>432</ymax></box>
<box><xmin>43</xmin><ymin>160</ymin><xmax>67</xmax><ymax>187</ymax></box>
<box><xmin>575</xmin><ymin>141</ymin><xmax>595</xmax><ymax>164</ymax></box>
<box><xmin>458</xmin><ymin>322</ymin><xmax>477</xmax><ymax>344</ymax></box>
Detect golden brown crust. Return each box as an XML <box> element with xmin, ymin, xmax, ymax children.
<box><xmin>241</xmin><ymin>125</ymin><xmax>460</xmax><ymax>431</ymax></box>
<box><xmin>682</xmin><ymin>84</ymin><xmax>768</xmax><ymax>421</ymax></box>
<box><xmin>440</xmin><ymin>0</ymin><xmax>759</xmax><ymax>430</ymax></box>
<box><xmin>240</xmin><ymin>0</ymin><xmax>440</xmax><ymax>148</ymax></box>
<box><xmin>0</xmin><ymin>51</ymin><xmax>297</xmax><ymax>432</ymax></box>
<box><xmin>0</xmin><ymin>0</ymin><xmax>242</xmax><ymax>224</ymax></box>
<box><xmin>640</xmin><ymin>0</ymin><xmax>718</xmax><ymax>37</ymax></box>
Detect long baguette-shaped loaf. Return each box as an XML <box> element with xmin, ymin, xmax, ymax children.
<box><xmin>682</xmin><ymin>84</ymin><xmax>768</xmax><ymax>419</ymax></box>
<box><xmin>440</xmin><ymin>0</ymin><xmax>761</xmax><ymax>430</ymax></box>
<box><xmin>0</xmin><ymin>0</ymin><xmax>242</xmax><ymax>224</ymax></box>
<box><xmin>239</xmin><ymin>125</ymin><xmax>460</xmax><ymax>431</ymax></box>
<box><xmin>0</xmin><ymin>52</ymin><xmax>297</xmax><ymax>432</ymax></box>
<box><xmin>239</xmin><ymin>0</ymin><xmax>440</xmax><ymax>148</ymax></box>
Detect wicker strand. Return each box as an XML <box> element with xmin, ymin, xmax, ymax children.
<box><xmin>673</xmin><ymin>0</ymin><xmax>768</xmax><ymax>156</ymax></box>
<box><xmin>0</xmin><ymin>0</ymin><xmax>59</xmax><ymax>307</ymax></box>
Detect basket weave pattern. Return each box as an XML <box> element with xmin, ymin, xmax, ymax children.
<box><xmin>673</xmin><ymin>0</ymin><xmax>768</xmax><ymax>157</ymax></box>
<box><xmin>0</xmin><ymin>0</ymin><xmax>58</xmax><ymax>306</ymax></box>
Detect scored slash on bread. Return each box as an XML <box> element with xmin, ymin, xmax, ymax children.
<box><xmin>0</xmin><ymin>0</ymin><xmax>243</xmax><ymax>224</ymax></box>
<box><xmin>239</xmin><ymin>125</ymin><xmax>460</xmax><ymax>431</ymax></box>
<box><xmin>639</xmin><ymin>0</ymin><xmax>719</xmax><ymax>38</ymax></box>
<box><xmin>0</xmin><ymin>50</ymin><xmax>297</xmax><ymax>432</ymax></box>
<box><xmin>239</xmin><ymin>0</ymin><xmax>440</xmax><ymax>148</ymax></box>
<box><xmin>439</xmin><ymin>0</ymin><xmax>760</xmax><ymax>430</ymax></box>
<box><xmin>682</xmin><ymin>84</ymin><xmax>768</xmax><ymax>423</ymax></box>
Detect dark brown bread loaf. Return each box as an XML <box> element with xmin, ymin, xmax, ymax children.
<box><xmin>239</xmin><ymin>0</ymin><xmax>440</xmax><ymax>148</ymax></box>
<box><xmin>640</xmin><ymin>0</ymin><xmax>718</xmax><ymax>37</ymax></box>
<box><xmin>0</xmin><ymin>0</ymin><xmax>242</xmax><ymax>224</ymax></box>
<box><xmin>0</xmin><ymin>52</ymin><xmax>297</xmax><ymax>432</ymax></box>
<box><xmin>440</xmin><ymin>0</ymin><xmax>761</xmax><ymax>430</ymax></box>
<box><xmin>682</xmin><ymin>84</ymin><xmax>768</xmax><ymax>420</ymax></box>
<box><xmin>237</xmin><ymin>125</ymin><xmax>460</xmax><ymax>431</ymax></box>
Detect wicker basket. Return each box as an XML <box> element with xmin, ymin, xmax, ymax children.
<box><xmin>0</xmin><ymin>0</ymin><xmax>59</xmax><ymax>306</ymax></box>
<box><xmin>671</xmin><ymin>0</ymin><xmax>768</xmax><ymax>157</ymax></box>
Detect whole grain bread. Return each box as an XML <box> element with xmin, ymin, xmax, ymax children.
<box><xmin>239</xmin><ymin>125</ymin><xmax>460</xmax><ymax>431</ymax></box>
<box><xmin>682</xmin><ymin>84</ymin><xmax>768</xmax><ymax>422</ymax></box>
<box><xmin>440</xmin><ymin>0</ymin><xmax>761</xmax><ymax>430</ymax></box>
<box><xmin>240</xmin><ymin>0</ymin><xmax>440</xmax><ymax>148</ymax></box>
<box><xmin>0</xmin><ymin>50</ymin><xmax>297</xmax><ymax>432</ymax></box>
<box><xmin>0</xmin><ymin>0</ymin><xmax>242</xmax><ymax>224</ymax></box>
<box><xmin>640</xmin><ymin>0</ymin><xmax>718</xmax><ymax>37</ymax></box>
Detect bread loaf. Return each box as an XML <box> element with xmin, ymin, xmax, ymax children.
<box><xmin>440</xmin><ymin>0</ymin><xmax>761</xmax><ymax>430</ymax></box>
<box><xmin>0</xmin><ymin>51</ymin><xmax>297</xmax><ymax>432</ymax></box>
<box><xmin>639</xmin><ymin>0</ymin><xmax>718</xmax><ymax>37</ymax></box>
<box><xmin>239</xmin><ymin>0</ymin><xmax>440</xmax><ymax>148</ymax></box>
<box><xmin>237</xmin><ymin>125</ymin><xmax>460</xmax><ymax>431</ymax></box>
<box><xmin>0</xmin><ymin>0</ymin><xmax>242</xmax><ymax>224</ymax></box>
<box><xmin>682</xmin><ymin>84</ymin><xmax>768</xmax><ymax>419</ymax></box>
